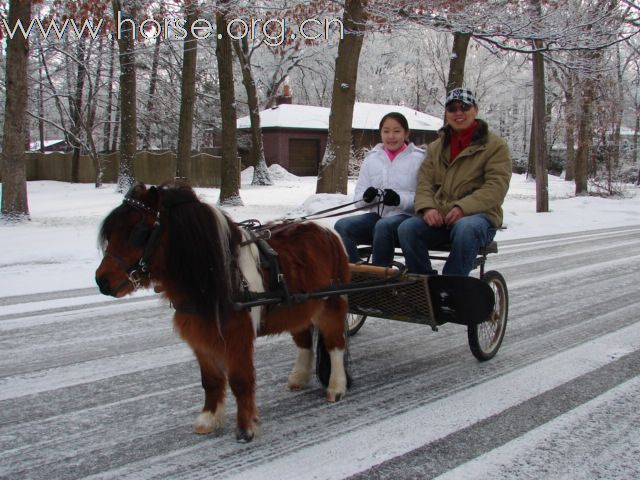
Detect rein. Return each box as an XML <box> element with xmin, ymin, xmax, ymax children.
<box><xmin>298</xmin><ymin>199</ymin><xmax>381</xmax><ymax>221</ymax></box>
<box><xmin>237</xmin><ymin>198</ymin><xmax>383</xmax><ymax>240</ymax></box>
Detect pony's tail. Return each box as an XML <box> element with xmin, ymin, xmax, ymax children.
<box><xmin>315</xmin><ymin>328</ymin><xmax>352</xmax><ymax>389</ymax></box>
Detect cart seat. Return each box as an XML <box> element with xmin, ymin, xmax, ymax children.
<box><xmin>433</xmin><ymin>240</ymin><xmax>498</xmax><ymax>255</ymax></box>
<box><xmin>356</xmin><ymin>240</ymin><xmax>498</xmax><ymax>276</ymax></box>
<box><xmin>357</xmin><ymin>240</ymin><xmax>498</xmax><ymax>259</ymax></box>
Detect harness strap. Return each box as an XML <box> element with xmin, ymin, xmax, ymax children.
<box><xmin>256</xmin><ymin>238</ymin><xmax>292</xmax><ymax>306</ymax></box>
<box><xmin>239</xmin><ymin>228</ymin><xmax>270</xmax><ymax>247</ymax></box>
<box><xmin>138</xmin><ymin>214</ymin><xmax>162</xmax><ymax>272</ymax></box>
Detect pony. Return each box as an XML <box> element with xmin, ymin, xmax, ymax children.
<box><xmin>95</xmin><ymin>181</ymin><xmax>350</xmax><ymax>442</ymax></box>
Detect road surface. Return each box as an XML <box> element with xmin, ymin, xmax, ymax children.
<box><xmin>1</xmin><ymin>226</ymin><xmax>639</xmax><ymax>479</ymax></box>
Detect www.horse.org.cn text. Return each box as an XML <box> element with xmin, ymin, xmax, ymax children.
<box><xmin>1</xmin><ymin>14</ymin><xmax>345</xmax><ymax>47</ymax></box>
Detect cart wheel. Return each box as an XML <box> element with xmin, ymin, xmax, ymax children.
<box><xmin>468</xmin><ymin>270</ymin><xmax>508</xmax><ymax>361</ymax></box>
<box><xmin>346</xmin><ymin>313</ymin><xmax>367</xmax><ymax>337</ymax></box>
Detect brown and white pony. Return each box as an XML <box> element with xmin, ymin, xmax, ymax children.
<box><xmin>95</xmin><ymin>182</ymin><xmax>350</xmax><ymax>442</ymax></box>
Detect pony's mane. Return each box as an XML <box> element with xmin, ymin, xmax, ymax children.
<box><xmin>98</xmin><ymin>203</ymin><xmax>132</xmax><ymax>252</ymax></box>
<box><xmin>158</xmin><ymin>183</ymin><xmax>243</xmax><ymax>320</ymax></box>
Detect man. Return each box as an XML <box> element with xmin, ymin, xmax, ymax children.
<box><xmin>398</xmin><ymin>88</ymin><xmax>511</xmax><ymax>276</ymax></box>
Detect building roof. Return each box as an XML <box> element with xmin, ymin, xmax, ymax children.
<box><xmin>28</xmin><ymin>139</ymin><xmax>67</xmax><ymax>150</ymax></box>
<box><xmin>237</xmin><ymin>102</ymin><xmax>443</xmax><ymax>131</ymax></box>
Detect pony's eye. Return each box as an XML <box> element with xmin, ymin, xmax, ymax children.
<box><xmin>129</xmin><ymin>223</ymin><xmax>151</xmax><ymax>247</ymax></box>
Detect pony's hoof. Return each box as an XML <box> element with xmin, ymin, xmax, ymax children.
<box><xmin>326</xmin><ymin>389</ymin><xmax>345</xmax><ymax>402</ymax></box>
<box><xmin>235</xmin><ymin>416</ymin><xmax>260</xmax><ymax>442</ymax></box>
<box><xmin>236</xmin><ymin>428</ymin><xmax>255</xmax><ymax>443</ymax></box>
<box><xmin>193</xmin><ymin>411</ymin><xmax>223</xmax><ymax>434</ymax></box>
<box><xmin>287</xmin><ymin>371</ymin><xmax>311</xmax><ymax>390</ymax></box>
<box><xmin>287</xmin><ymin>376</ymin><xmax>310</xmax><ymax>391</ymax></box>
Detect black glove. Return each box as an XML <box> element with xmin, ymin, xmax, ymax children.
<box><xmin>362</xmin><ymin>186</ymin><xmax>379</xmax><ymax>203</ymax></box>
<box><xmin>382</xmin><ymin>189</ymin><xmax>400</xmax><ymax>206</ymax></box>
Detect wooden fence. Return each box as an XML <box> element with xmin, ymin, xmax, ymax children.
<box><xmin>15</xmin><ymin>150</ymin><xmax>233</xmax><ymax>187</ymax></box>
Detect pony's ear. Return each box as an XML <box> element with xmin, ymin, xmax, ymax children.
<box><xmin>125</xmin><ymin>182</ymin><xmax>146</xmax><ymax>199</ymax></box>
<box><xmin>146</xmin><ymin>185</ymin><xmax>160</xmax><ymax>210</ymax></box>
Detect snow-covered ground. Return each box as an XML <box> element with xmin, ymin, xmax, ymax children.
<box><xmin>1</xmin><ymin>167</ymin><xmax>639</xmax><ymax>297</ymax></box>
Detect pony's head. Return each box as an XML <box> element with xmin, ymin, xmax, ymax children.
<box><xmin>95</xmin><ymin>181</ymin><xmax>243</xmax><ymax>320</ymax></box>
<box><xmin>95</xmin><ymin>183</ymin><xmax>163</xmax><ymax>297</ymax></box>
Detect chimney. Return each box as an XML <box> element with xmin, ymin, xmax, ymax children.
<box><xmin>276</xmin><ymin>83</ymin><xmax>292</xmax><ymax>105</ymax></box>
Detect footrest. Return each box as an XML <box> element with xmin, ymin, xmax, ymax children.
<box><xmin>347</xmin><ymin>264</ymin><xmax>495</xmax><ymax>327</ymax></box>
<box><xmin>348</xmin><ymin>264</ymin><xmax>438</xmax><ymax>328</ymax></box>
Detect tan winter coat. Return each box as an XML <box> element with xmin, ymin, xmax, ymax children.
<box><xmin>414</xmin><ymin>119</ymin><xmax>511</xmax><ymax>227</ymax></box>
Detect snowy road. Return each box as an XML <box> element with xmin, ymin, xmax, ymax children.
<box><xmin>1</xmin><ymin>225</ymin><xmax>639</xmax><ymax>479</ymax></box>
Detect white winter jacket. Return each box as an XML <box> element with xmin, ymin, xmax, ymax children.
<box><xmin>354</xmin><ymin>142</ymin><xmax>426</xmax><ymax>217</ymax></box>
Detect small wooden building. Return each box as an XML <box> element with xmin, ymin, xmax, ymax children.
<box><xmin>28</xmin><ymin>139</ymin><xmax>70</xmax><ymax>152</ymax></box>
<box><xmin>237</xmin><ymin>101</ymin><xmax>442</xmax><ymax>176</ymax></box>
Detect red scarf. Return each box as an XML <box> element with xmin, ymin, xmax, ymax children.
<box><xmin>449</xmin><ymin>121</ymin><xmax>478</xmax><ymax>162</ymax></box>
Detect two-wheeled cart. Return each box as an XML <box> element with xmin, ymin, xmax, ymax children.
<box><xmin>345</xmin><ymin>241</ymin><xmax>508</xmax><ymax>361</ymax></box>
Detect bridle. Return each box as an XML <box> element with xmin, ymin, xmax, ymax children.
<box><xmin>106</xmin><ymin>195</ymin><xmax>162</xmax><ymax>295</ymax></box>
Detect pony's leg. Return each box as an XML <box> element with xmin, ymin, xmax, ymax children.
<box><xmin>225</xmin><ymin>318</ymin><xmax>260</xmax><ymax>443</ymax></box>
<box><xmin>193</xmin><ymin>351</ymin><xmax>227</xmax><ymax>435</ymax></box>
<box><xmin>317</xmin><ymin>298</ymin><xmax>349</xmax><ymax>402</ymax></box>
<box><xmin>287</xmin><ymin>328</ymin><xmax>314</xmax><ymax>390</ymax></box>
<box><xmin>227</xmin><ymin>360</ymin><xmax>259</xmax><ymax>443</ymax></box>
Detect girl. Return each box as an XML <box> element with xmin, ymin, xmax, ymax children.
<box><xmin>335</xmin><ymin>112</ymin><xmax>425</xmax><ymax>266</ymax></box>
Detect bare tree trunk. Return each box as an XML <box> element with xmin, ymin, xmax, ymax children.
<box><xmin>528</xmin><ymin>0</ymin><xmax>548</xmax><ymax>211</ymax></box>
<box><xmin>575</xmin><ymin>75</ymin><xmax>594</xmax><ymax>195</ymax></box>
<box><xmin>87</xmin><ymin>37</ymin><xmax>105</xmax><ymax>187</ymax></box>
<box><xmin>103</xmin><ymin>36</ymin><xmax>116</xmax><ymax>152</ymax></box>
<box><xmin>176</xmin><ymin>5</ymin><xmax>198</xmax><ymax>180</ymax></box>
<box><xmin>111</xmin><ymin>102</ymin><xmax>120</xmax><ymax>153</ymax></box>
<box><xmin>142</xmin><ymin>35</ymin><xmax>162</xmax><ymax>151</ymax></box>
<box><xmin>113</xmin><ymin>0</ymin><xmax>137</xmax><ymax>192</ymax></box>
<box><xmin>635</xmin><ymin>110</ymin><xmax>639</xmax><ymax>185</ymax></box>
<box><xmin>87</xmin><ymin>37</ymin><xmax>102</xmax><ymax>137</ymax></box>
<box><xmin>527</xmin><ymin>111</ymin><xmax>536</xmax><ymax>178</ymax></box>
<box><xmin>38</xmin><ymin>63</ymin><xmax>46</xmax><ymax>153</ymax></box>
<box><xmin>564</xmin><ymin>73</ymin><xmax>576</xmax><ymax>181</ymax></box>
<box><xmin>532</xmin><ymin>44</ymin><xmax>548</xmax><ymax>211</ymax></box>
<box><xmin>446</xmin><ymin>32</ymin><xmax>471</xmax><ymax>93</ymax></box>
<box><xmin>610</xmin><ymin>44</ymin><xmax>624</xmax><ymax>172</ymax></box>
<box><xmin>71</xmin><ymin>39</ymin><xmax>87</xmax><ymax>183</ymax></box>
<box><xmin>316</xmin><ymin>0</ymin><xmax>366</xmax><ymax>194</ymax></box>
<box><xmin>216</xmin><ymin>3</ymin><xmax>242</xmax><ymax>205</ymax></box>
<box><xmin>233</xmin><ymin>36</ymin><xmax>272</xmax><ymax>186</ymax></box>
<box><xmin>1</xmin><ymin>0</ymin><xmax>32</xmax><ymax>220</ymax></box>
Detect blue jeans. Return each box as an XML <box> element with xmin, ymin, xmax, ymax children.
<box><xmin>397</xmin><ymin>214</ymin><xmax>495</xmax><ymax>276</ymax></box>
<box><xmin>335</xmin><ymin>213</ymin><xmax>410</xmax><ymax>266</ymax></box>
